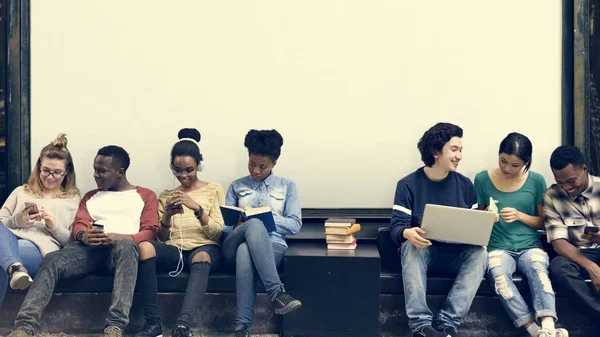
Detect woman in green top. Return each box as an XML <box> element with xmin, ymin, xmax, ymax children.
<box><xmin>474</xmin><ymin>133</ymin><xmax>567</xmax><ymax>337</ymax></box>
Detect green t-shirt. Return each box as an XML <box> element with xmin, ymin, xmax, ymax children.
<box><xmin>474</xmin><ymin>170</ymin><xmax>547</xmax><ymax>251</ymax></box>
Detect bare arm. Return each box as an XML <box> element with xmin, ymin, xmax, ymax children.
<box><xmin>517</xmin><ymin>204</ymin><xmax>545</xmax><ymax>229</ymax></box>
<box><xmin>552</xmin><ymin>239</ymin><xmax>595</xmax><ymax>269</ymax></box>
<box><xmin>157</xmin><ymin>221</ymin><xmax>171</xmax><ymax>242</ymax></box>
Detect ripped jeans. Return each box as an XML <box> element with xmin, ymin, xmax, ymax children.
<box><xmin>487</xmin><ymin>248</ymin><xmax>557</xmax><ymax>328</ymax></box>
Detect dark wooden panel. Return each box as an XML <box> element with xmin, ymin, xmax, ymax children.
<box><xmin>4</xmin><ymin>0</ymin><xmax>29</xmax><ymax>196</ymax></box>
<box><xmin>589</xmin><ymin>0</ymin><xmax>600</xmax><ymax>174</ymax></box>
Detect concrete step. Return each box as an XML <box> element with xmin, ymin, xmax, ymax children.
<box><xmin>0</xmin><ymin>335</ymin><xmax>279</xmax><ymax>337</ymax></box>
<box><xmin>0</xmin><ymin>293</ymin><xmax>279</xmax><ymax>336</ymax></box>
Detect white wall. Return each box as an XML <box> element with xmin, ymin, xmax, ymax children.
<box><xmin>30</xmin><ymin>1</ymin><xmax>562</xmax><ymax>208</ymax></box>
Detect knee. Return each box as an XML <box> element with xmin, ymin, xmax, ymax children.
<box><xmin>192</xmin><ymin>251</ymin><xmax>211</xmax><ymax>264</ymax></box>
<box><xmin>525</xmin><ymin>248</ymin><xmax>550</xmax><ymax>267</ymax></box>
<box><xmin>41</xmin><ymin>250</ymin><xmax>62</xmax><ymax>267</ymax></box>
<box><xmin>244</xmin><ymin>218</ymin><xmax>267</xmax><ymax>235</ymax></box>
<box><xmin>138</xmin><ymin>241</ymin><xmax>156</xmax><ymax>260</ymax></box>
<box><xmin>550</xmin><ymin>256</ymin><xmax>576</xmax><ymax>279</ymax></box>
<box><xmin>37</xmin><ymin>250</ymin><xmax>64</xmax><ymax>275</ymax></box>
<box><xmin>491</xmin><ymin>273</ymin><xmax>516</xmax><ymax>300</ymax></box>
<box><xmin>113</xmin><ymin>240</ymin><xmax>138</xmax><ymax>257</ymax></box>
<box><xmin>236</xmin><ymin>243</ymin><xmax>252</xmax><ymax>264</ymax></box>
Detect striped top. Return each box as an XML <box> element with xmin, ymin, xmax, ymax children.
<box><xmin>390</xmin><ymin>167</ymin><xmax>478</xmax><ymax>245</ymax></box>
<box><xmin>159</xmin><ymin>182</ymin><xmax>225</xmax><ymax>250</ymax></box>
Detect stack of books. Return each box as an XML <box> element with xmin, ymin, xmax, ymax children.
<box><xmin>325</xmin><ymin>218</ymin><xmax>361</xmax><ymax>250</ymax></box>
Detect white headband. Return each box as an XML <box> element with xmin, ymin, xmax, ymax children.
<box><xmin>176</xmin><ymin>137</ymin><xmax>204</xmax><ymax>171</ymax></box>
<box><xmin>177</xmin><ymin>138</ymin><xmax>202</xmax><ymax>154</ymax></box>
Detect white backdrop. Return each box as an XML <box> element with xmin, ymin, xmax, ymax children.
<box><xmin>30</xmin><ymin>1</ymin><xmax>562</xmax><ymax>208</ymax></box>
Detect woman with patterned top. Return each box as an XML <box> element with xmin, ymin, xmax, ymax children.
<box><xmin>0</xmin><ymin>134</ymin><xmax>80</xmax><ymax>306</ymax></box>
<box><xmin>223</xmin><ymin>129</ymin><xmax>302</xmax><ymax>337</ymax></box>
<box><xmin>134</xmin><ymin>128</ymin><xmax>225</xmax><ymax>337</ymax></box>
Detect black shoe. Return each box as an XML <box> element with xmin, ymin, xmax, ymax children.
<box><xmin>134</xmin><ymin>318</ymin><xmax>163</xmax><ymax>337</ymax></box>
<box><xmin>413</xmin><ymin>326</ymin><xmax>449</xmax><ymax>337</ymax></box>
<box><xmin>272</xmin><ymin>291</ymin><xmax>302</xmax><ymax>315</ymax></box>
<box><xmin>171</xmin><ymin>324</ymin><xmax>192</xmax><ymax>337</ymax></box>
<box><xmin>233</xmin><ymin>326</ymin><xmax>250</xmax><ymax>337</ymax></box>
<box><xmin>443</xmin><ymin>327</ymin><xmax>458</xmax><ymax>337</ymax></box>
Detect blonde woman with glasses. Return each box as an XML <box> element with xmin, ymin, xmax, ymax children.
<box><xmin>0</xmin><ymin>134</ymin><xmax>80</xmax><ymax>306</ymax></box>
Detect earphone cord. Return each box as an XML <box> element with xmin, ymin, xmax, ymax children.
<box><xmin>169</xmin><ymin>177</ymin><xmax>185</xmax><ymax>277</ymax></box>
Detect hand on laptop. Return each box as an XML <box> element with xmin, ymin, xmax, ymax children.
<box><xmin>403</xmin><ymin>227</ymin><xmax>432</xmax><ymax>248</ymax></box>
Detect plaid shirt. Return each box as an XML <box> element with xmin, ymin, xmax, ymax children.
<box><xmin>543</xmin><ymin>174</ymin><xmax>600</xmax><ymax>249</ymax></box>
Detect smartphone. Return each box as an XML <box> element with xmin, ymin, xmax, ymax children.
<box><xmin>92</xmin><ymin>222</ymin><xmax>104</xmax><ymax>230</ymax></box>
<box><xmin>584</xmin><ymin>226</ymin><xmax>599</xmax><ymax>233</ymax></box>
<box><xmin>167</xmin><ymin>196</ymin><xmax>184</xmax><ymax>212</ymax></box>
<box><xmin>24</xmin><ymin>202</ymin><xmax>39</xmax><ymax>215</ymax></box>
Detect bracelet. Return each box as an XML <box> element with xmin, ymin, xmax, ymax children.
<box><xmin>160</xmin><ymin>220</ymin><xmax>172</xmax><ymax>228</ymax></box>
<box><xmin>76</xmin><ymin>230</ymin><xmax>85</xmax><ymax>242</ymax></box>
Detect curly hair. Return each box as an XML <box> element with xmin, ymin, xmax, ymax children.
<box><xmin>417</xmin><ymin>122</ymin><xmax>463</xmax><ymax>167</ymax></box>
<box><xmin>244</xmin><ymin>129</ymin><xmax>284</xmax><ymax>160</ymax></box>
<box><xmin>171</xmin><ymin>128</ymin><xmax>203</xmax><ymax>165</ymax></box>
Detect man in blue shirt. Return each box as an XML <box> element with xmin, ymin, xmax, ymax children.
<box><xmin>390</xmin><ymin>123</ymin><xmax>487</xmax><ymax>337</ymax></box>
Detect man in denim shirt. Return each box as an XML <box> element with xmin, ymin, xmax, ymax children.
<box><xmin>222</xmin><ymin>129</ymin><xmax>302</xmax><ymax>337</ymax></box>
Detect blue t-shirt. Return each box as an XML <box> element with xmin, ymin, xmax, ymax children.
<box><xmin>390</xmin><ymin>167</ymin><xmax>478</xmax><ymax>245</ymax></box>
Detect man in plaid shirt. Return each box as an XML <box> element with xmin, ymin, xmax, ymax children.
<box><xmin>545</xmin><ymin>145</ymin><xmax>600</xmax><ymax>318</ymax></box>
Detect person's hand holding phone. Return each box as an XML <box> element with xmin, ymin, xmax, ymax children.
<box><xmin>163</xmin><ymin>195</ymin><xmax>184</xmax><ymax>223</ymax></box>
<box><xmin>83</xmin><ymin>222</ymin><xmax>106</xmax><ymax>246</ymax></box>
<box><xmin>582</xmin><ymin>226</ymin><xmax>600</xmax><ymax>243</ymax></box>
<box><xmin>170</xmin><ymin>190</ymin><xmax>201</xmax><ymax>213</ymax></box>
<box><xmin>17</xmin><ymin>203</ymin><xmax>41</xmax><ymax>227</ymax></box>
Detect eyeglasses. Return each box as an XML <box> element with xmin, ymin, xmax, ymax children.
<box><xmin>40</xmin><ymin>170</ymin><xmax>65</xmax><ymax>179</ymax></box>
<box><xmin>171</xmin><ymin>167</ymin><xmax>197</xmax><ymax>176</ymax></box>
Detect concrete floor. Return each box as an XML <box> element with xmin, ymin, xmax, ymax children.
<box><xmin>0</xmin><ymin>333</ymin><xmax>279</xmax><ymax>337</ymax></box>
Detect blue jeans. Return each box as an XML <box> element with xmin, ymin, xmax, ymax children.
<box><xmin>487</xmin><ymin>248</ymin><xmax>556</xmax><ymax>328</ymax></box>
<box><xmin>0</xmin><ymin>222</ymin><xmax>43</xmax><ymax>306</ymax></box>
<box><xmin>400</xmin><ymin>241</ymin><xmax>487</xmax><ymax>332</ymax></box>
<box><xmin>222</xmin><ymin>218</ymin><xmax>287</xmax><ymax>327</ymax></box>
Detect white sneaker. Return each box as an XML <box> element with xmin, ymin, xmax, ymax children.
<box><xmin>9</xmin><ymin>265</ymin><xmax>33</xmax><ymax>290</ymax></box>
<box><xmin>538</xmin><ymin>328</ymin><xmax>569</xmax><ymax>337</ymax></box>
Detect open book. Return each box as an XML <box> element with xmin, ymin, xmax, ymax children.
<box><xmin>220</xmin><ymin>205</ymin><xmax>276</xmax><ymax>233</ymax></box>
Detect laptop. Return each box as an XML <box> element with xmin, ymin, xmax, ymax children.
<box><xmin>420</xmin><ymin>204</ymin><xmax>496</xmax><ymax>246</ymax></box>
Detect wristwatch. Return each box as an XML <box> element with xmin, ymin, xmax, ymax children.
<box><xmin>76</xmin><ymin>230</ymin><xmax>85</xmax><ymax>242</ymax></box>
<box><xmin>194</xmin><ymin>207</ymin><xmax>204</xmax><ymax>219</ymax></box>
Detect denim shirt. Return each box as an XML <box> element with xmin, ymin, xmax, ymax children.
<box><xmin>225</xmin><ymin>172</ymin><xmax>302</xmax><ymax>247</ymax></box>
